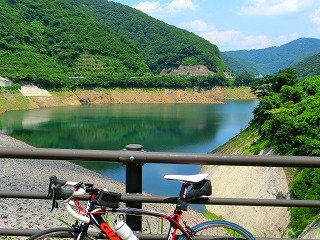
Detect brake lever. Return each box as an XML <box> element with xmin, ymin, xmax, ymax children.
<box><xmin>48</xmin><ymin>178</ymin><xmax>59</xmax><ymax>212</ymax></box>
<box><xmin>49</xmin><ymin>187</ymin><xmax>59</xmax><ymax>212</ymax></box>
<box><xmin>47</xmin><ymin>180</ymin><xmax>53</xmax><ymax>199</ymax></box>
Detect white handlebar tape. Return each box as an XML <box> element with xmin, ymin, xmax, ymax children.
<box><xmin>72</xmin><ymin>188</ymin><xmax>86</xmax><ymax>196</ymax></box>
<box><xmin>64</xmin><ymin>202</ymin><xmax>90</xmax><ymax>223</ymax></box>
<box><xmin>62</xmin><ymin>187</ymin><xmax>90</xmax><ymax>223</ymax></box>
<box><xmin>65</xmin><ymin>181</ymin><xmax>79</xmax><ymax>186</ymax></box>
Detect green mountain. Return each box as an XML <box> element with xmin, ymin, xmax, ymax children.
<box><xmin>0</xmin><ymin>0</ymin><xmax>150</xmax><ymax>79</ymax></box>
<box><xmin>222</xmin><ymin>38</ymin><xmax>320</xmax><ymax>76</ymax></box>
<box><xmin>220</xmin><ymin>52</ymin><xmax>267</xmax><ymax>76</ymax></box>
<box><xmin>0</xmin><ymin>0</ymin><xmax>227</xmax><ymax>88</ymax></box>
<box><xmin>78</xmin><ymin>1</ymin><xmax>228</xmax><ymax>74</ymax></box>
<box><xmin>291</xmin><ymin>52</ymin><xmax>320</xmax><ymax>77</ymax></box>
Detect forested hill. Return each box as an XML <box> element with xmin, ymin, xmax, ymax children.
<box><xmin>0</xmin><ymin>0</ymin><xmax>227</xmax><ymax>88</ymax></box>
<box><xmin>78</xmin><ymin>1</ymin><xmax>228</xmax><ymax>74</ymax></box>
<box><xmin>220</xmin><ymin>51</ymin><xmax>267</xmax><ymax>76</ymax></box>
<box><xmin>0</xmin><ymin>0</ymin><xmax>151</xmax><ymax>77</ymax></box>
<box><xmin>222</xmin><ymin>38</ymin><xmax>320</xmax><ymax>75</ymax></box>
<box><xmin>291</xmin><ymin>52</ymin><xmax>320</xmax><ymax>77</ymax></box>
<box><xmin>249</xmin><ymin>70</ymin><xmax>320</xmax><ymax>237</ymax></box>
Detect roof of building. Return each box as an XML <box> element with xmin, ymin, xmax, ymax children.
<box><xmin>0</xmin><ymin>76</ymin><xmax>11</xmax><ymax>82</ymax></box>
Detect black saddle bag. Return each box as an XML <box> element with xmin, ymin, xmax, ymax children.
<box><xmin>186</xmin><ymin>179</ymin><xmax>212</xmax><ymax>201</ymax></box>
<box><xmin>92</xmin><ymin>190</ymin><xmax>121</xmax><ymax>208</ymax></box>
<box><xmin>177</xmin><ymin>179</ymin><xmax>212</xmax><ymax>211</ymax></box>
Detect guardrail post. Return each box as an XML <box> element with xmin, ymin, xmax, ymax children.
<box><xmin>124</xmin><ymin>144</ymin><xmax>143</xmax><ymax>232</ymax></box>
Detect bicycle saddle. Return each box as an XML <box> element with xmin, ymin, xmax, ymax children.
<box><xmin>164</xmin><ymin>173</ymin><xmax>209</xmax><ymax>183</ymax></box>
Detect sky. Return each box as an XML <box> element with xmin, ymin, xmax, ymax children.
<box><xmin>110</xmin><ymin>0</ymin><xmax>320</xmax><ymax>51</ymax></box>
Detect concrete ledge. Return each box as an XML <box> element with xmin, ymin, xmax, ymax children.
<box><xmin>19</xmin><ymin>84</ymin><xmax>51</xmax><ymax>97</ymax></box>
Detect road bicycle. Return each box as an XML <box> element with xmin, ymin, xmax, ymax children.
<box><xmin>27</xmin><ymin>173</ymin><xmax>255</xmax><ymax>240</ymax></box>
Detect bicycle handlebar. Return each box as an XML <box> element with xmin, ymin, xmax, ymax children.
<box><xmin>48</xmin><ymin>174</ymin><xmax>212</xmax><ymax>222</ymax></box>
<box><xmin>49</xmin><ymin>175</ymin><xmax>91</xmax><ymax>223</ymax></box>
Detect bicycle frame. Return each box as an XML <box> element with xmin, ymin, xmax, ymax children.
<box><xmin>80</xmin><ymin>207</ymin><xmax>192</xmax><ymax>240</ymax></box>
<box><xmin>32</xmin><ymin>174</ymin><xmax>254</xmax><ymax>240</ymax></box>
<box><xmin>72</xmin><ymin>181</ymin><xmax>194</xmax><ymax>240</ymax></box>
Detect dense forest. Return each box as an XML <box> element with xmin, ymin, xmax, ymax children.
<box><xmin>249</xmin><ymin>70</ymin><xmax>320</xmax><ymax>237</ymax></box>
<box><xmin>0</xmin><ymin>0</ymin><xmax>229</xmax><ymax>89</ymax></box>
<box><xmin>76</xmin><ymin>0</ymin><xmax>227</xmax><ymax>74</ymax></box>
<box><xmin>222</xmin><ymin>38</ymin><xmax>320</xmax><ymax>76</ymax></box>
<box><xmin>291</xmin><ymin>52</ymin><xmax>320</xmax><ymax>77</ymax></box>
<box><xmin>220</xmin><ymin>51</ymin><xmax>268</xmax><ymax>76</ymax></box>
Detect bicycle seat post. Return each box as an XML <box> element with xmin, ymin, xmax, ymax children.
<box><xmin>179</xmin><ymin>182</ymin><xmax>190</xmax><ymax>199</ymax></box>
<box><xmin>174</xmin><ymin>181</ymin><xmax>190</xmax><ymax>213</ymax></box>
<box><xmin>164</xmin><ymin>173</ymin><xmax>210</xmax><ymax>212</ymax></box>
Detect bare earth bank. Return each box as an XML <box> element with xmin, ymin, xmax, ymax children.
<box><xmin>201</xmin><ymin>164</ymin><xmax>290</xmax><ymax>237</ymax></box>
<box><xmin>0</xmin><ymin>87</ymin><xmax>256</xmax><ymax>114</ymax></box>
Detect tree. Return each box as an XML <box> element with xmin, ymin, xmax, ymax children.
<box><xmin>234</xmin><ymin>71</ymin><xmax>255</xmax><ymax>86</ymax></box>
<box><xmin>250</xmin><ymin>68</ymin><xmax>297</xmax><ymax>98</ymax></box>
<box><xmin>280</xmin><ymin>85</ymin><xmax>301</xmax><ymax>104</ymax></box>
<box><xmin>270</xmin><ymin>68</ymin><xmax>297</xmax><ymax>92</ymax></box>
<box><xmin>249</xmin><ymin>75</ymin><xmax>320</xmax><ymax>236</ymax></box>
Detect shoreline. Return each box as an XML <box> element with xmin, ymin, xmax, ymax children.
<box><xmin>0</xmin><ymin>87</ymin><xmax>256</xmax><ymax>115</ymax></box>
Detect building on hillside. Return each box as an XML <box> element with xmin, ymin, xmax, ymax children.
<box><xmin>0</xmin><ymin>76</ymin><xmax>12</xmax><ymax>87</ymax></box>
<box><xmin>160</xmin><ymin>65</ymin><xmax>214</xmax><ymax>76</ymax></box>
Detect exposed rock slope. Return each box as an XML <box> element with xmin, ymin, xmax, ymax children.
<box><xmin>201</xmin><ymin>149</ymin><xmax>290</xmax><ymax>237</ymax></box>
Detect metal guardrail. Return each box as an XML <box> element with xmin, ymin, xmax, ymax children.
<box><xmin>1</xmin><ymin>144</ymin><xmax>320</xmax><ymax>238</ymax></box>
<box><xmin>1</xmin><ymin>191</ymin><xmax>320</xmax><ymax>208</ymax></box>
<box><xmin>1</xmin><ymin>145</ymin><xmax>320</xmax><ymax>167</ymax></box>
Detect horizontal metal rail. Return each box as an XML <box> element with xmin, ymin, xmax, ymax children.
<box><xmin>0</xmin><ymin>228</ymin><xmax>290</xmax><ymax>239</ymax></box>
<box><xmin>1</xmin><ymin>191</ymin><xmax>320</xmax><ymax>208</ymax></box>
<box><xmin>1</xmin><ymin>147</ymin><xmax>320</xmax><ymax>167</ymax></box>
<box><xmin>2</xmin><ymin>145</ymin><xmax>320</xmax><ymax>238</ymax></box>
<box><xmin>0</xmin><ymin>228</ymin><xmax>171</xmax><ymax>239</ymax></box>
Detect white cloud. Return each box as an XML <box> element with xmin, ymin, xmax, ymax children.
<box><xmin>167</xmin><ymin>0</ymin><xmax>196</xmax><ymax>13</ymax></box>
<box><xmin>181</xmin><ymin>19</ymin><xmax>208</xmax><ymax>32</ymax></box>
<box><xmin>133</xmin><ymin>1</ymin><xmax>162</xmax><ymax>16</ymax></box>
<box><xmin>200</xmin><ymin>30</ymin><xmax>270</xmax><ymax>50</ymax></box>
<box><xmin>240</xmin><ymin>0</ymin><xmax>315</xmax><ymax>15</ymax></box>
<box><xmin>200</xmin><ymin>30</ymin><xmax>243</xmax><ymax>49</ymax></box>
<box><xmin>200</xmin><ymin>29</ymin><xmax>300</xmax><ymax>51</ymax></box>
<box><xmin>311</xmin><ymin>9</ymin><xmax>320</xmax><ymax>24</ymax></box>
<box><xmin>132</xmin><ymin>0</ymin><xmax>197</xmax><ymax>18</ymax></box>
<box><xmin>273</xmin><ymin>33</ymin><xmax>301</xmax><ymax>44</ymax></box>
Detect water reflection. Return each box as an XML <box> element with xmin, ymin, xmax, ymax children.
<box><xmin>0</xmin><ymin>104</ymin><xmax>226</xmax><ymax>151</ymax></box>
<box><xmin>0</xmin><ymin>101</ymin><xmax>257</xmax><ymax>201</ymax></box>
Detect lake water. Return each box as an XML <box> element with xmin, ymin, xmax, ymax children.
<box><xmin>0</xmin><ymin>101</ymin><xmax>257</xmax><ymax>203</ymax></box>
